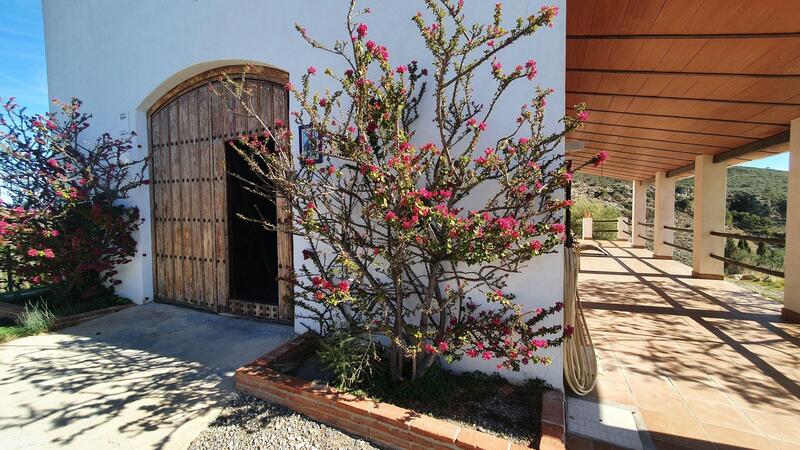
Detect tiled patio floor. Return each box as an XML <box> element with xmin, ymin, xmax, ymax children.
<box><xmin>568</xmin><ymin>240</ymin><xmax>800</xmax><ymax>450</ymax></box>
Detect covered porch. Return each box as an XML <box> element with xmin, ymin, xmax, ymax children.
<box><xmin>563</xmin><ymin>1</ymin><xmax>800</xmax><ymax>445</ymax></box>
<box><xmin>565</xmin><ymin>0</ymin><xmax>800</xmax><ymax>321</ymax></box>
<box><xmin>570</xmin><ymin>240</ymin><xmax>800</xmax><ymax>449</ymax></box>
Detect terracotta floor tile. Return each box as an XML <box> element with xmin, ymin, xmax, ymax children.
<box><xmin>743</xmin><ymin>409</ymin><xmax>800</xmax><ymax>444</ymax></box>
<box><xmin>578</xmin><ymin>241</ymin><xmax>800</xmax><ymax>450</ymax></box>
<box><xmin>682</xmin><ymin>397</ymin><xmax>759</xmax><ymax>432</ymax></box>
<box><xmin>639</xmin><ymin>409</ymin><xmax>714</xmax><ymax>450</ymax></box>
<box><xmin>701</xmin><ymin>424</ymin><xmax>777</xmax><ymax>450</ymax></box>
<box><xmin>773</xmin><ymin>439</ymin><xmax>800</xmax><ymax>450</ymax></box>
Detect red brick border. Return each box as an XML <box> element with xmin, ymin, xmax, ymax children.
<box><xmin>235</xmin><ymin>335</ymin><xmax>566</xmax><ymax>450</ymax></box>
<box><xmin>53</xmin><ymin>303</ymin><xmax>134</xmax><ymax>329</ymax></box>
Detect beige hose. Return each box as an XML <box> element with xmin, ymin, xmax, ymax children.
<box><xmin>563</xmin><ymin>245</ymin><xmax>598</xmax><ymax>396</ymax></box>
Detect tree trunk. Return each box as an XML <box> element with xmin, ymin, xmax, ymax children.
<box><xmin>389</xmin><ymin>266</ymin><xmax>404</xmax><ymax>381</ymax></box>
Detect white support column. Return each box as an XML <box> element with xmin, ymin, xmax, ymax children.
<box><xmin>617</xmin><ymin>217</ymin><xmax>627</xmax><ymax>241</ymax></box>
<box><xmin>784</xmin><ymin>118</ymin><xmax>800</xmax><ymax>322</ymax></box>
<box><xmin>692</xmin><ymin>155</ymin><xmax>727</xmax><ymax>279</ymax></box>
<box><xmin>631</xmin><ymin>180</ymin><xmax>647</xmax><ymax>248</ymax></box>
<box><xmin>653</xmin><ymin>171</ymin><xmax>675</xmax><ymax>259</ymax></box>
<box><xmin>582</xmin><ymin>216</ymin><xmax>593</xmax><ymax>240</ymax></box>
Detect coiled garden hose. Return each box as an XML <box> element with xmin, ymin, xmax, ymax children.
<box><xmin>563</xmin><ymin>245</ymin><xmax>598</xmax><ymax>396</ymax></box>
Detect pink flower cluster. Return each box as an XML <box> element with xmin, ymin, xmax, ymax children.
<box><xmin>593</xmin><ymin>150</ymin><xmax>609</xmax><ymax>167</ymax></box>
<box><xmin>365</xmin><ymin>40</ymin><xmax>389</xmax><ymax>61</ymax></box>
<box><xmin>27</xmin><ymin>248</ymin><xmax>55</xmax><ymax>259</ymax></box>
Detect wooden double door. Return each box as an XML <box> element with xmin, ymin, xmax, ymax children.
<box><xmin>148</xmin><ymin>66</ymin><xmax>293</xmax><ymax>322</ymax></box>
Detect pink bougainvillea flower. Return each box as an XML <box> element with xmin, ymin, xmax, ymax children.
<box><xmin>482</xmin><ymin>351</ymin><xmax>492</xmax><ymax>360</ymax></box>
<box><xmin>418</xmin><ymin>187</ymin><xmax>434</xmax><ymax>200</ymax></box>
<box><xmin>424</xmin><ymin>343</ymin><xmax>436</xmax><ymax>353</ymax></box>
<box><xmin>593</xmin><ymin>150</ymin><xmax>609</xmax><ymax>167</ymax></box>
<box><xmin>356</xmin><ymin>23</ymin><xmax>368</xmax><ymax>38</ymax></box>
<box><xmin>466</xmin><ymin>349</ymin><xmax>478</xmax><ymax>358</ymax></box>
<box><xmin>530</xmin><ymin>240</ymin><xmax>542</xmax><ymax>251</ymax></box>
<box><xmin>318</xmin><ymin>98</ymin><xmax>328</xmax><ymax>107</ymax></box>
<box><xmin>46</xmin><ymin>158</ymin><xmax>58</xmax><ymax>168</ymax></box>
<box><xmin>274</xmin><ymin>118</ymin><xmax>285</xmax><ymax>127</ymax></box>
<box><xmin>395</xmin><ymin>65</ymin><xmax>408</xmax><ymax>74</ymax></box>
<box><xmin>401</xmin><ymin>214</ymin><xmax>419</xmax><ymax>229</ymax></box>
<box><xmin>533</xmin><ymin>339</ymin><xmax>548</xmax><ymax>349</ymax></box>
<box><xmin>27</xmin><ymin>248</ymin><xmax>38</xmax><ymax>257</ymax></box>
<box><xmin>437</xmin><ymin>341</ymin><xmax>449</xmax><ymax>352</ymax></box>
<box><xmin>314</xmin><ymin>291</ymin><xmax>325</xmax><ymax>301</ymax></box>
<box><xmin>551</xmin><ymin>222</ymin><xmax>566</xmax><ymax>234</ymax></box>
<box><xmin>307</xmin><ymin>66</ymin><xmax>317</xmax><ymax>75</ymax></box>
<box><xmin>478</xmin><ymin>122</ymin><xmax>487</xmax><ymax>131</ymax></box>
<box><xmin>577</xmin><ymin>110</ymin><xmax>589</xmax><ymax>122</ymax></box>
<box><xmin>337</xmin><ymin>280</ymin><xmax>350</xmax><ymax>292</ymax></box>
<box><xmin>284</xmin><ymin>82</ymin><xmax>294</xmax><ymax>91</ymax></box>
<box><xmin>385</xmin><ymin>211</ymin><xmax>397</xmax><ymax>221</ymax></box>
<box><xmin>525</xmin><ymin>59</ymin><xmax>538</xmax><ymax>79</ymax></box>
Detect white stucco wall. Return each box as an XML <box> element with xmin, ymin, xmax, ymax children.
<box><xmin>42</xmin><ymin>0</ymin><xmax>566</xmax><ymax>388</ymax></box>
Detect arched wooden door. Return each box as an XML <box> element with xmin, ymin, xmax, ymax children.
<box><xmin>148</xmin><ymin>65</ymin><xmax>293</xmax><ymax>322</ymax></box>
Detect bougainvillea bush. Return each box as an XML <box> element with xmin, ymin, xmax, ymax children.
<box><xmin>0</xmin><ymin>97</ymin><xmax>147</xmax><ymax>303</ymax></box>
<box><xmin>227</xmin><ymin>0</ymin><xmax>606</xmax><ymax>382</ymax></box>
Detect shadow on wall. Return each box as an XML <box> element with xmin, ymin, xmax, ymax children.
<box><xmin>0</xmin><ymin>303</ymin><xmax>294</xmax><ymax>448</ymax></box>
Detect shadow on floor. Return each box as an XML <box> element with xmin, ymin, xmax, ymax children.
<box><xmin>0</xmin><ymin>303</ymin><xmax>293</xmax><ymax>449</ymax></box>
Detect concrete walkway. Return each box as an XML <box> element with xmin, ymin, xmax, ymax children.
<box><xmin>0</xmin><ymin>303</ymin><xmax>293</xmax><ymax>450</ymax></box>
<box><xmin>568</xmin><ymin>241</ymin><xmax>800</xmax><ymax>450</ymax></box>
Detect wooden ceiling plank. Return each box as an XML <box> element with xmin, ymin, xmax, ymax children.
<box><xmin>570</xmin><ymin>129</ymin><xmax>729</xmax><ymax>150</ymax></box>
<box><xmin>576</xmin><ymin>145</ymin><xmax>697</xmax><ymax>163</ymax></box>
<box><xmin>569</xmin><ymin>137</ymin><xmax>709</xmax><ymax>156</ymax></box>
<box><xmin>566</xmin><ymin>106</ymin><xmax>789</xmax><ymax>127</ymax></box>
<box><xmin>579</xmin><ymin>120</ymin><xmax>763</xmax><ymax>140</ymax></box>
<box><xmin>566</xmin><ymin>90</ymin><xmax>800</xmax><ymax>107</ymax></box>
<box><xmin>570</xmin><ymin>147</ymin><xmax>686</xmax><ymax>164</ymax></box>
<box><xmin>567</xmin><ymin>68</ymin><xmax>800</xmax><ymax>79</ymax></box>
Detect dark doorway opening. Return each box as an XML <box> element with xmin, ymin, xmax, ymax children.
<box><xmin>226</xmin><ymin>139</ymin><xmax>279</xmax><ymax>305</ymax></box>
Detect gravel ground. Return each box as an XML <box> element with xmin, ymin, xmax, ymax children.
<box><xmin>189</xmin><ymin>394</ymin><xmax>379</xmax><ymax>450</ymax></box>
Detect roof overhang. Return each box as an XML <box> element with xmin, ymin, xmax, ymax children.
<box><xmin>565</xmin><ymin>0</ymin><xmax>800</xmax><ymax>181</ymax></box>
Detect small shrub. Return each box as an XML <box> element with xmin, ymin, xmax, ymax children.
<box><xmin>16</xmin><ymin>300</ymin><xmax>55</xmax><ymax>335</ymax></box>
<box><xmin>569</xmin><ymin>197</ymin><xmax>619</xmax><ymax>240</ymax></box>
<box><xmin>318</xmin><ymin>330</ymin><xmax>379</xmax><ymax>390</ymax></box>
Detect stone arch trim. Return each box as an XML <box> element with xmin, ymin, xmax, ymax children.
<box><xmin>147</xmin><ymin>64</ymin><xmax>289</xmax><ymax>117</ymax></box>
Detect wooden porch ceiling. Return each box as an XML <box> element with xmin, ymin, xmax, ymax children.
<box><xmin>565</xmin><ymin>0</ymin><xmax>800</xmax><ymax>181</ymax></box>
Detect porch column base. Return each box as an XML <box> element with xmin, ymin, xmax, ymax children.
<box><xmin>781</xmin><ymin>308</ymin><xmax>800</xmax><ymax>324</ymax></box>
<box><xmin>692</xmin><ymin>271</ymin><xmax>724</xmax><ymax>280</ymax></box>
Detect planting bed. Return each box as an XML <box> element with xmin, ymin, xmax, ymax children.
<box><xmin>235</xmin><ymin>335</ymin><xmax>565</xmax><ymax>450</ymax></box>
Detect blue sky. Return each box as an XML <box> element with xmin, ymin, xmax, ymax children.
<box><xmin>1</xmin><ymin>0</ymin><xmax>48</xmax><ymax>115</ymax></box>
<box><xmin>0</xmin><ymin>1</ymin><xmax>790</xmax><ymax>171</ymax></box>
